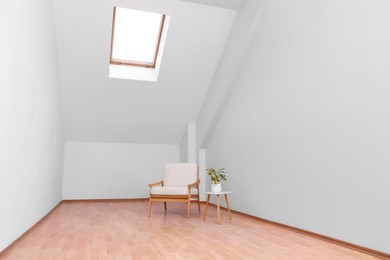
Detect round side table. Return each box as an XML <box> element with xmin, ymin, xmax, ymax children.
<box><xmin>203</xmin><ymin>191</ymin><xmax>232</xmax><ymax>224</ymax></box>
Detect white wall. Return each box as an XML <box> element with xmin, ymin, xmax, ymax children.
<box><xmin>180</xmin><ymin>125</ymin><xmax>188</xmax><ymax>163</ymax></box>
<box><xmin>187</xmin><ymin>123</ymin><xmax>197</xmax><ymax>163</ymax></box>
<box><xmin>206</xmin><ymin>0</ymin><xmax>390</xmax><ymax>254</ymax></box>
<box><xmin>180</xmin><ymin>123</ymin><xmax>205</xmax><ymax>198</ymax></box>
<box><xmin>180</xmin><ymin>122</ymin><xmax>197</xmax><ymax>163</ymax></box>
<box><xmin>63</xmin><ymin>142</ymin><xmax>179</xmax><ymax>199</ymax></box>
<box><xmin>0</xmin><ymin>0</ymin><xmax>64</xmax><ymax>252</ymax></box>
<box><xmin>198</xmin><ymin>149</ymin><xmax>206</xmax><ymax>201</ymax></box>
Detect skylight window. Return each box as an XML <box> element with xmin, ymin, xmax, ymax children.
<box><xmin>110</xmin><ymin>7</ymin><xmax>166</xmax><ymax>68</ymax></box>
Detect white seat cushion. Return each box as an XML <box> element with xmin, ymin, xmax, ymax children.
<box><xmin>151</xmin><ymin>186</ymin><xmax>198</xmax><ymax>196</ymax></box>
<box><xmin>164</xmin><ymin>163</ymin><xmax>198</xmax><ymax>187</ymax></box>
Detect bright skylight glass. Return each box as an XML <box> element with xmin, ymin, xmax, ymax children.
<box><xmin>112</xmin><ymin>7</ymin><xmax>163</xmax><ymax>64</ymax></box>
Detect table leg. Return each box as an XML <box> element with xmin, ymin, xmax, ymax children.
<box><xmin>224</xmin><ymin>194</ymin><xmax>232</xmax><ymax>221</ymax></box>
<box><xmin>217</xmin><ymin>194</ymin><xmax>220</xmax><ymax>224</ymax></box>
<box><xmin>203</xmin><ymin>194</ymin><xmax>211</xmax><ymax>220</ymax></box>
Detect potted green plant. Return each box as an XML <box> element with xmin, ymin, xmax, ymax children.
<box><xmin>207</xmin><ymin>168</ymin><xmax>227</xmax><ymax>193</ymax></box>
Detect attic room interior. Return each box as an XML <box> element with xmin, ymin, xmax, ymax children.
<box><xmin>1</xmin><ymin>0</ymin><xmax>390</xmax><ymax>259</ymax></box>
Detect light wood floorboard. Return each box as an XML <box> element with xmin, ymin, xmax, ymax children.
<box><xmin>0</xmin><ymin>201</ymin><xmax>381</xmax><ymax>259</ymax></box>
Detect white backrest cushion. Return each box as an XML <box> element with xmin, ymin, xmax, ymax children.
<box><xmin>163</xmin><ymin>163</ymin><xmax>198</xmax><ymax>187</ymax></box>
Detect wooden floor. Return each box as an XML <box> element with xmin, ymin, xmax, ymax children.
<box><xmin>0</xmin><ymin>200</ymin><xmax>380</xmax><ymax>260</ymax></box>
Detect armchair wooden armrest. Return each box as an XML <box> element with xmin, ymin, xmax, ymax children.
<box><xmin>149</xmin><ymin>180</ymin><xmax>163</xmax><ymax>187</ymax></box>
<box><xmin>188</xmin><ymin>179</ymin><xmax>200</xmax><ymax>188</ymax></box>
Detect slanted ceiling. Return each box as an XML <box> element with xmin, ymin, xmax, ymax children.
<box><xmin>181</xmin><ymin>0</ymin><xmax>248</xmax><ymax>10</ymax></box>
<box><xmin>53</xmin><ymin>0</ymin><xmax>236</xmax><ymax>144</ymax></box>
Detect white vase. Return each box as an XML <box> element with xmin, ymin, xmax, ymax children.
<box><xmin>211</xmin><ymin>183</ymin><xmax>222</xmax><ymax>193</ymax></box>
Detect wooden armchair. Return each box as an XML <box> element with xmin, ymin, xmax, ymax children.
<box><xmin>148</xmin><ymin>163</ymin><xmax>201</xmax><ymax>218</ymax></box>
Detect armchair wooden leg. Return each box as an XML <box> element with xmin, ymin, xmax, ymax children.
<box><xmin>148</xmin><ymin>199</ymin><xmax>152</xmax><ymax>217</ymax></box>
<box><xmin>164</xmin><ymin>202</ymin><xmax>167</xmax><ymax>211</ymax></box>
<box><xmin>197</xmin><ymin>195</ymin><xmax>201</xmax><ymax>212</ymax></box>
<box><xmin>187</xmin><ymin>198</ymin><xmax>190</xmax><ymax>219</ymax></box>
